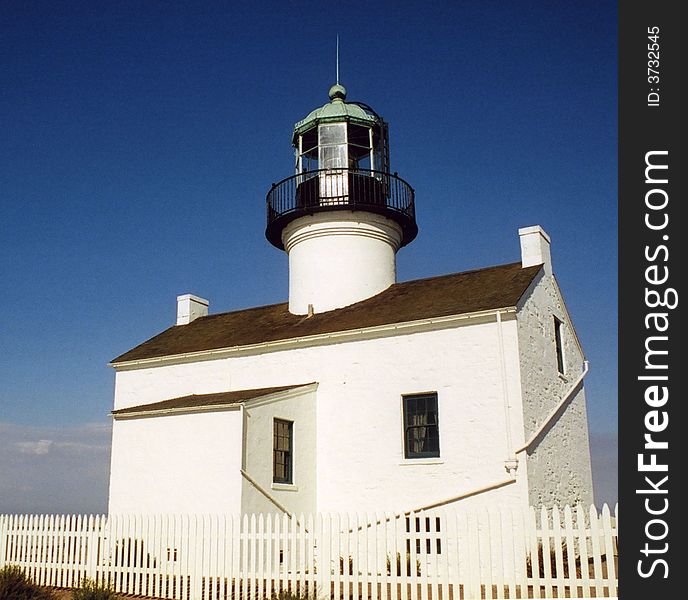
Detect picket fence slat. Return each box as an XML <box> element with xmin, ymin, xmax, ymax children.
<box><xmin>601</xmin><ymin>504</ymin><xmax>618</xmax><ymax>598</ymax></box>
<box><xmin>0</xmin><ymin>504</ymin><xmax>618</xmax><ymax>600</ymax></box>
<box><xmin>562</xmin><ymin>505</ymin><xmax>577</xmax><ymax>597</ymax></box>
<box><xmin>589</xmin><ymin>505</ymin><xmax>604</xmax><ymax>598</ymax></box>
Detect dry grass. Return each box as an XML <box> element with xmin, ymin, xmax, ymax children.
<box><xmin>48</xmin><ymin>590</ymin><xmax>132</xmax><ymax>600</ymax></box>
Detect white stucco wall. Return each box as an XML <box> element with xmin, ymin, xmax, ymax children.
<box><xmin>108</xmin><ymin>409</ymin><xmax>243</xmax><ymax>513</ymax></box>
<box><xmin>241</xmin><ymin>388</ymin><xmax>317</xmax><ymax>515</ymax></box>
<box><xmin>516</xmin><ymin>272</ymin><xmax>594</xmax><ymax>507</ymax></box>
<box><xmin>111</xmin><ymin>314</ymin><xmax>533</xmax><ymax>515</ymax></box>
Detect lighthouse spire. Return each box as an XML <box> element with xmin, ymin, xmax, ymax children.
<box><xmin>336</xmin><ymin>35</ymin><xmax>340</xmax><ymax>85</ymax></box>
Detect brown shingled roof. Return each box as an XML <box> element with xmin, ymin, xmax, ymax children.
<box><xmin>112</xmin><ymin>384</ymin><xmax>310</xmax><ymax>416</ymax></box>
<box><xmin>112</xmin><ymin>262</ymin><xmax>541</xmax><ymax>364</ymax></box>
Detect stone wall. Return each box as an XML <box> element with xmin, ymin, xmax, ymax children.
<box><xmin>516</xmin><ymin>272</ymin><xmax>594</xmax><ymax>507</ymax></box>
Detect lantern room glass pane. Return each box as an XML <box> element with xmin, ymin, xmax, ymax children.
<box><xmin>320</xmin><ymin>145</ymin><xmax>347</xmax><ymax>169</ymax></box>
<box><xmin>351</xmin><ymin>154</ymin><xmax>371</xmax><ymax>170</ymax></box>
<box><xmin>319</xmin><ymin>123</ymin><xmax>347</xmax><ymax>169</ymax></box>
<box><xmin>301</xmin><ymin>128</ymin><xmax>317</xmax><ymax>151</ymax></box>
<box><xmin>347</xmin><ymin>124</ymin><xmax>370</xmax><ymax>148</ymax></box>
<box><xmin>347</xmin><ymin>123</ymin><xmax>373</xmax><ymax>169</ymax></box>
<box><xmin>319</xmin><ymin>123</ymin><xmax>346</xmax><ymax>145</ymax></box>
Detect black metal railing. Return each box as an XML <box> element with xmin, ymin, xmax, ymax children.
<box><xmin>266</xmin><ymin>168</ymin><xmax>417</xmax><ymax>250</ymax></box>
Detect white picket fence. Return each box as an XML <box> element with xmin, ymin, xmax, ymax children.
<box><xmin>0</xmin><ymin>504</ymin><xmax>617</xmax><ymax>600</ymax></box>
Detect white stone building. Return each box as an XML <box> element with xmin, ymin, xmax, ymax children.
<box><xmin>107</xmin><ymin>84</ymin><xmax>594</xmax><ymax>515</ymax></box>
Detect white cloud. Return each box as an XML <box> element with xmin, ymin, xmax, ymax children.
<box><xmin>16</xmin><ymin>439</ymin><xmax>54</xmax><ymax>455</ymax></box>
<box><xmin>0</xmin><ymin>421</ymin><xmax>112</xmax><ymax>515</ymax></box>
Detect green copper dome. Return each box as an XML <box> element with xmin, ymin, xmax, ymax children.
<box><xmin>328</xmin><ymin>83</ymin><xmax>347</xmax><ymax>100</ymax></box>
<box><xmin>292</xmin><ymin>84</ymin><xmax>379</xmax><ymax>142</ymax></box>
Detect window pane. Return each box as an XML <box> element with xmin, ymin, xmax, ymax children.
<box><xmin>273</xmin><ymin>419</ymin><xmax>293</xmax><ymax>483</ymax></box>
<box><xmin>554</xmin><ymin>317</ymin><xmax>565</xmax><ymax>374</ymax></box>
<box><xmin>301</xmin><ymin>128</ymin><xmax>317</xmax><ymax>152</ymax></box>
<box><xmin>320</xmin><ymin>144</ymin><xmax>347</xmax><ymax>169</ymax></box>
<box><xmin>403</xmin><ymin>393</ymin><xmax>439</xmax><ymax>458</ymax></box>
<box><xmin>348</xmin><ymin>152</ymin><xmax>371</xmax><ymax>171</ymax></box>
<box><xmin>319</xmin><ymin>123</ymin><xmax>346</xmax><ymax>145</ymax></box>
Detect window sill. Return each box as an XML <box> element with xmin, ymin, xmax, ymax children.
<box><xmin>271</xmin><ymin>483</ymin><xmax>298</xmax><ymax>492</ymax></box>
<box><xmin>399</xmin><ymin>458</ymin><xmax>444</xmax><ymax>466</ymax></box>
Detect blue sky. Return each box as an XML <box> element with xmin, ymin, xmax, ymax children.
<box><xmin>0</xmin><ymin>1</ymin><xmax>617</xmax><ymax>512</ymax></box>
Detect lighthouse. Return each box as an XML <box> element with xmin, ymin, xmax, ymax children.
<box><xmin>108</xmin><ymin>80</ymin><xmax>594</xmax><ymax>518</ymax></box>
<box><xmin>265</xmin><ymin>84</ymin><xmax>417</xmax><ymax>315</ymax></box>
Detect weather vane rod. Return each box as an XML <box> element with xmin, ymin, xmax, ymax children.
<box><xmin>336</xmin><ymin>35</ymin><xmax>340</xmax><ymax>84</ymax></box>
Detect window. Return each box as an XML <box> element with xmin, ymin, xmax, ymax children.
<box><xmin>273</xmin><ymin>419</ymin><xmax>293</xmax><ymax>484</ymax></box>
<box><xmin>318</xmin><ymin>123</ymin><xmax>347</xmax><ymax>169</ymax></box>
<box><xmin>554</xmin><ymin>317</ymin><xmax>565</xmax><ymax>374</ymax></box>
<box><xmin>406</xmin><ymin>516</ymin><xmax>442</xmax><ymax>555</ymax></box>
<box><xmin>403</xmin><ymin>393</ymin><xmax>440</xmax><ymax>459</ymax></box>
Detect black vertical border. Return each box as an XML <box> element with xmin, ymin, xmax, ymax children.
<box><xmin>619</xmin><ymin>1</ymin><xmax>685</xmax><ymax>597</ymax></box>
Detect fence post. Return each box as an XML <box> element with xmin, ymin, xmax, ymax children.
<box><xmin>191</xmin><ymin>514</ymin><xmax>204</xmax><ymax>600</ymax></box>
<box><xmin>589</xmin><ymin>505</ymin><xmax>604</xmax><ymax>596</ymax></box>
<box><xmin>307</xmin><ymin>513</ymin><xmax>316</xmax><ymax>600</ymax></box>
<box><xmin>601</xmin><ymin>503</ymin><xmax>617</xmax><ymax>598</ymax></box>
<box><xmin>315</xmin><ymin>513</ymin><xmax>326</xmax><ymax>600</ymax></box>
<box><xmin>0</xmin><ymin>514</ymin><xmax>7</xmax><ymax>569</ymax></box>
<box><xmin>257</xmin><ymin>514</ymin><xmax>265</xmax><ymax>600</ymax></box>
<box><xmin>562</xmin><ymin>505</ymin><xmax>579</xmax><ymax>597</ymax></box>
<box><xmin>332</xmin><ymin>513</ymin><xmax>342</xmax><ymax>600</ymax></box>
<box><xmin>84</xmin><ymin>515</ymin><xmax>94</xmax><ymax>582</ymax></box>
<box><xmin>511</xmin><ymin>507</ymin><xmax>527</xmax><ymax>595</ymax></box>
<box><xmin>551</xmin><ymin>505</ymin><xmax>565</xmax><ymax>597</ymax></box>
<box><xmin>466</xmin><ymin>510</ymin><xmax>481</xmax><ymax>600</ymax></box>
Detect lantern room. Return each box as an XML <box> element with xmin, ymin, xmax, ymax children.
<box><xmin>265</xmin><ymin>84</ymin><xmax>417</xmax><ymax>251</ymax></box>
<box><xmin>293</xmin><ymin>84</ymin><xmax>389</xmax><ymax>174</ymax></box>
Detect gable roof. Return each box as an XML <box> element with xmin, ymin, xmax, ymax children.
<box><xmin>112</xmin><ymin>262</ymin><xmax>542</xmax><ymax>365</ymax></box>
<box><xmin>112</xmin><ymin>384</ymin><xmax>309</xmax><ymax>417</ymax></box>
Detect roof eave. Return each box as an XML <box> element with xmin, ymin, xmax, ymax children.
<box><xmin>111</xmin><ymin>382</ymin><xmax>318</xmax><ymax>419</ymax></box>
<box><xmin>293</xmin><ymin>113</ymin><xmax>378</xmax><ymax>140</ymax></box>
<box><xmin>110</xmin><ymin>307</ymin><xmax>519</xmax><ymax>371</ymax></box>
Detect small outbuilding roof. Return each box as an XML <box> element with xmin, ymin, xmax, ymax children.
<box><xmin>111</xmin><ymin>384</ymin><xmax>312</xmax><ymax>417</ymax></box>
<box><xmin>111</xmin><ymin>261</ymin><xmax>541</xmax><ymax>365</ymax></box>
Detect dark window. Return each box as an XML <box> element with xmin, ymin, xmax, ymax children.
<box><xmin>554</xmin><ymin>317</ymin><xmax>565</xmax><ymax>374</ymax></box>
<box><xmin>273</xmin><ymin>419</ymin><xmax>293</xmax><ymax>484</ymax></box>
<box><xmin>403</xmin><ymin>393</ymin><xmax>440</xmax><ymax>459</ymax></box>
<box><xmin>405</xmin><ymin>516</ymin><xmax>442</xmax><ymax>555</ymax></box>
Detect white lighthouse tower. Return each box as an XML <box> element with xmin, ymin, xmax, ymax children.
<box><xmin>266</xmin><ymin>84</ymin><xmax>417</xmax><ymax>314</ymax></box>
